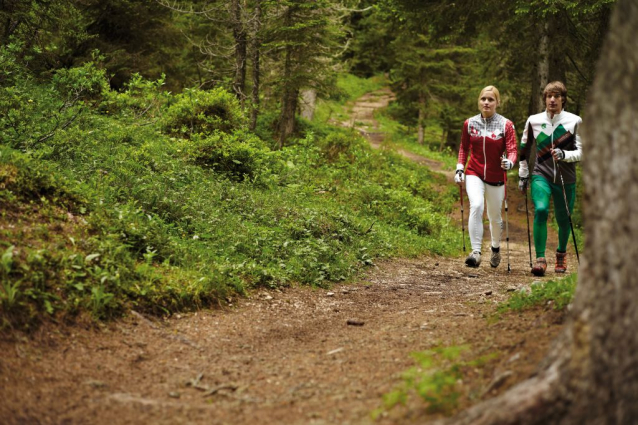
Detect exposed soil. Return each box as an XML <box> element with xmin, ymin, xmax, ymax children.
<box><xmin>0</xmin><ymin>89</ymin><xmax>572</xmax><ymax>425</ymax></box>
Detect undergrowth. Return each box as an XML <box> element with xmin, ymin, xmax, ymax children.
<box><xmin>0</xmin><ymin>57</ymin><xmax>461</xmax><ymax>329</ymax></box>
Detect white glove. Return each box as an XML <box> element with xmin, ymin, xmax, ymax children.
<box><xmin>454</xmin><ymin>164</ymin><xmax>465</xmax><ymax>184</ymax></box>
<box><xmin>552</xmin><ymin>148</ymin><xmax>565</xmax><ymax>160</ymax></box>
<box><xmin>501</xmin><ymin>158</ymin><xmax>513</xmax><ymax>170</ymax></box>
<box><xmin>519</xmin><ymin>160</ymin><xmax>529</xmax><ymax>178</ymax></box>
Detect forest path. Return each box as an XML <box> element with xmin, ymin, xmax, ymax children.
<box><xmin>0</xmin><ymin>91</ymin><xmax>567</xmax><ymax>425</ymax></box>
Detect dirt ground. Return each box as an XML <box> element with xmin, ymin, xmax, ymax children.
<box><xmin>0</xmin><ymin>90</ymin><xmax>573</xmax><ymax>425</ymax></box>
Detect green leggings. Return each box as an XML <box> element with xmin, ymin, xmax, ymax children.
<box><xmin>531</xmin><ymin>175</ymin><xmax>576</xmax><ymax>258</ymax></box>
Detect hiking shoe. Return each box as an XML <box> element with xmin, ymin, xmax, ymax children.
<box><xmin>531</xmin><ymin>257</ymin><xmax>547</xmax><ymax>276</ymax></box>
<box><xmin>555</xmin><ymin>251</ymin><xmax>567</xmax><ymax>273</ymax></box>
<box><xmin>490</xmin><ymin>247</ymin><xmax>501</xmax><ymax>268</ymax></box>
<box><xmin>465</xmin><ymin>250</ymin><xmax>481</xmax><ymax>267</ymax></box>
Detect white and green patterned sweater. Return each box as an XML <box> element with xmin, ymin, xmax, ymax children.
<box><xmin>520</xmin><ymin>110</ymin><xmax>583</xmax><ymax>185</ymax></box>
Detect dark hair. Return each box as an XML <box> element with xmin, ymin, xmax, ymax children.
<box><xmin>543</xmin><ymin>81</ymin><xmax>567</xmax><ymax>108</ymax></box>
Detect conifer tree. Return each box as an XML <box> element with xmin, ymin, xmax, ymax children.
<box><xmin>389</xmin><ymin>30</ymin><xmax>473</xmax><ymax>146</ymax></box>
<box><xmin>263</xmin><ymin>0</ymin><xmax>344</xmax><ymax>146</ymax></box>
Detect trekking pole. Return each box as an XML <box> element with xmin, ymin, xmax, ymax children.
<box><xmin>557</xmin><ymin>164</ymin><xmax>580</xmax><ymax>265</ymax></box>
<box><xmin>459</xmin><ymin>184</ymin><xmax>466</xmax><ymax>252</ymax></box>
<box><xmin>503</xmin><ymin>155</ymin><xmax>511</xmax><ymax>273</ymax></box>
<box><xmin>524</xmin><ymin>187</ymin><xmax>533</xmax><ymax>268</ymax></box>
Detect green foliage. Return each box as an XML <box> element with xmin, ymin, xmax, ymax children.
<box><xmin>498</xmin><ymin>273</ymin><xmax>577</xmax><ymax>313</ymax></box>
<box><xmin>0</xmin><ymin>54</ymin><xmax>110</xmax><ymax>152</ymax></box>
<box><xmin>52</xmin><ymin>59</ymin><xmax>110</xmax><ymax>103</ymax></box>
<box><xmin>102</xmin><ymin>73</ymin><xmax>170</xmax><ymax>120</ymax></box>
<box><xmin>177</xmin><ymin>130</ymin><xmax>277</xmax><ymax>183</ymax></box>
<box><xmin>0</xmin><ymin>146</ymin><xmax>82</xmax><ymax>207</ymax></box>
<box><xmin>373</xmin><ymin>345</ymin><xmax>497</xmax><ymax>418</ymax></box>
<box><xmin>1</xmin><ymin>70</ymin><xmax>460</xmax><ymax>329</ymax></box>
<box><xmin>162</xmin><ymin>88</ymin><xmax>246</xmax><ymax>138</ymax></box>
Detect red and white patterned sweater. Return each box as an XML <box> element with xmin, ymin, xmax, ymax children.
<box><xmin>457</xmin><ymin>113</ymin><xmax>518</xmax><ymax>184</ymax></box>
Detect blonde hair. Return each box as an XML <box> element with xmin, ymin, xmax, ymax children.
<box><xmin>477</xmin><ymin>86</ymin><xmax>501</xmax><ymax>111</ymax></box>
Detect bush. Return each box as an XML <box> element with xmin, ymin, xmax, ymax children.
<box><xmin>52</xmin><ymin>61</ymin><xmax>109</xmax><ymax>105</ymax></box>
<box><xmin>0</xmin><ymin>146</ymin><xmax>82</xmax><ymax>208</ymax></box>
<box><xmin>316</xmin><ymin>131</ymin><xmax>368</xmax><ymax>163</ymax></box>
<box><xmin>102</xmin><ymin>73</ymin><xmax>171</xmax><ymax>120</ymax></box>
<box><xmin>178</xmin><ymin>130</ymin><xmax>278</xmax><ymax>183</ymax></box>
<box><xmin>162</xmin><ymin>87</ymin><xmax>245</xmax><ymax>137</ymax></box>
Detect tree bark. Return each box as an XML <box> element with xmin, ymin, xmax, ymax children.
<box><xmin>547</xmin><ymin>12</ymin><xmax>567</xmax><ymax>85</ymax></box>
<box><xmin>278</xmin><ymin>5</ymin><xmax>297</xmax><ymax>147</ymax></box>
<box><xmin>417</xmin><ymin>93</ymin><xmax>425</xmax><ymax>145</ymax></box>
<box><xmin>231</xmin><ymin>0</ymin><xmax>247</xmax><ymax>102</ymax></box>
<box><xmin>249</xmin><ymin>0</ymin><xmax>261</xmax><ymax>131</ymax></box>
<box><xmin>435</xmin><ymin>1</ymin><xmax>638</xmax><ymax>423</ymax></box>
<box><xmin>535</xmin><ymin>21</ymin><xmax>549</xmax><ymax>113</ymax></box>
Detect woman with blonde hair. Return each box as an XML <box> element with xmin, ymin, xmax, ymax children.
<box><xmin>455</xmin><ymin>86</ymin><xmax>518</xmax><ymax>267</ymax></box>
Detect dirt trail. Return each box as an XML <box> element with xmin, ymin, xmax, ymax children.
<box><xmin>0</xmin><ymin>90</ymin><xmax>568</xmax><ymax>425</ymax></box>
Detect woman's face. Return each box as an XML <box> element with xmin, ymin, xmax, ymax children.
<box><xmin>479</xmin><ymin>91</ymin><xmax>498</xmax><ymax>118</ymax></box>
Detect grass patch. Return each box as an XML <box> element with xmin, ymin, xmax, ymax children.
<box><xmin>498</xmin><ymin>273</ymin><xmax>577</xmax><ymax>314</ymax></box>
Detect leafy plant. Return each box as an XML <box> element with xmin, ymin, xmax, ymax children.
<box><xmin>0</xmin><ymin>246</ymin><xmax>20</xmax><ymax>310</ymax></box>
<box><xmin>373</xmin><ymin>345</ymin><xmax>496</xmax><ymax>418</ymax></box>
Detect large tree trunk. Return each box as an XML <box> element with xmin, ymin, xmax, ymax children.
<box><xmin>435</xmin><ymin>1</ymin><xmax>638</xmax><ymax>423</ymax></box>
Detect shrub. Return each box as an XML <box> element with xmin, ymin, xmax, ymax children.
<box><xmin>178</xmin><ymin>130</ymin><xmax>277</xmax><ymax>182</ymax></box>
<box><xmin>162</xmin><ymin>87</ymin><xmax>245</xmax><ymax>137</ymax></box>
<box><xmin>52</xmin><ymin>61</ymin><xmax>109</xmax><ymax>105</ymax></box>
<box><xmin>0</xmin><ymin>146</ymin><xmax>82</xmax><ymax>208</ymax></box>
<box><xmin>316</xmin><ymin>131</ymin><xmax>368</xmax><ymax>163</ymax></box>
<box><xmin>101</xmin><ymin>73</ymin><xmax>170</xmax><ymax>120</ymax></box>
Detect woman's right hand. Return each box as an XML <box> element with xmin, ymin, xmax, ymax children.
<box><xmin>454</xmin><ymin>169</ymin><xmax>465</xmax><ymax>185</ymax></box>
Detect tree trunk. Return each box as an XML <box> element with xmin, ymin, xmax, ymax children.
<box><xmin>547</xmin><ymin>13</ymin><xmax>567</xmax><ymax>85</ymax></box>
<box><xmin>231</xmin><ymin>0</ymin><xmax>247</xmax><ymax>102</ymax></box>
<box><xmin>438</xmin><ymin>129</ymin><xmax>447</xmax><ymax>152</ymax></box>
<box><xmin>249</xmin><ymin>0</ymin><xmax>261</xmax><ymax>131</ymax></box>
<box><xmin>278</xmin><ymin>6</ymin><xmax>297</xmax><ymax>147</ymax></box>
<box><xmin>435</xmin><ymin>1</ymin><xmax>638</xmax><ymax>423</ymax></box>
<box><xmin>278</xmin><ymin>83</ymin><xmax>298</xmax><ymax>148</ymax></box>
<box><xmin>535</xmin><ymin>21</ymin><xmax>550</xmax><ymax>113</ymax></box>
<box><xmin>417</xmin><ymin>93</ymin><xmax>425</xmax><ymax>145</ymax></box>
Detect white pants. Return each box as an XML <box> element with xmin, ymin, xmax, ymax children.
<box><xmin>465</xmin><ymin>174</ymin><xmax>504</xmax><ymax>252</ymax></box>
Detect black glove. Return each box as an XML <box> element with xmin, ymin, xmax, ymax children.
<box><xmin>518</xmin><ymin>177</ymin><xmax>529</xmax><ymax>192</ymax></box>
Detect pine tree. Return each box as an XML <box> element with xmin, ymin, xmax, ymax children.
<box><xmin>263</xmin><ymin>0</ymin><xmax>344</xmax><ymax>146</ymax></box>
